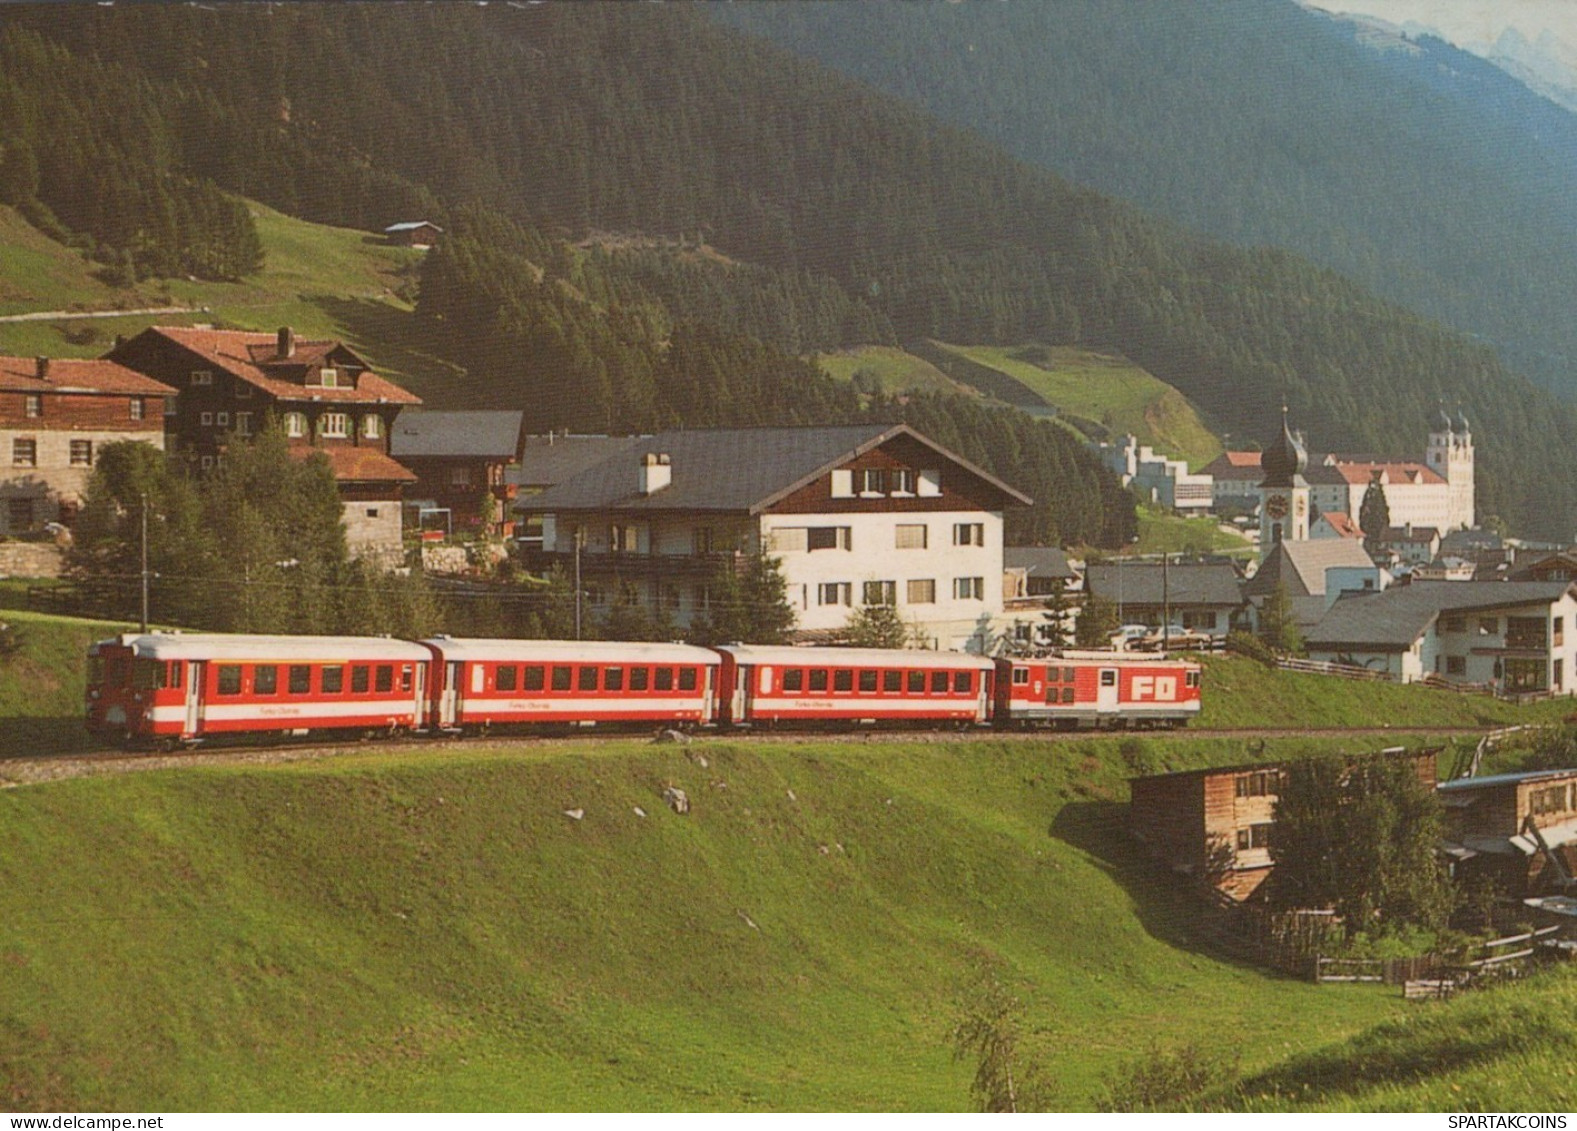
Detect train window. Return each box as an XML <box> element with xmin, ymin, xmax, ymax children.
<box><xmin>606</xmin><ymin>667</ymin><xmax>625</xmax><ymax>692</ymax></box>
<box><xmin>289</xmin><ymin>665</ymin><xmax>311</xmax><ymax>694</ymax></box>
<box><xmin>1062</xmin><ymin>686</ymin><xmax>1075</xmax><ymax>704</ymax></box>
<box><xmin>217</xmin><ymin>664</ymin><xmax>242</xmax><ymax>695</ymax></box>
<box><xmin>524</xmin><ymin>666</ymin><xmax>545</xmax><ymax>691</ymax></box>
<box><xmin>954</xmin><ymin>671</ymin><xmax>974</xmax><ymax>694</ymax></box>
<box><xmin>859</xmin><ymin>670</ymin><xmax>878</xmax><ymax>693</ymax></box>
<box><xmin>375</xmin><ymin>665</ymin><xmax>393</xmax><ymax>693</ymax></box>
<box><xmin>1100</xmin><ymin>670</ymin><xmax>1117</xmax><ymax>687</ymax></box>
<box><xmin>401</xmin><ymin>665</ymin><xmax>414</xmax><ymax>692</ymax></box>
<box><xmin>809</xmin><ymin>669</ymin><xmax>829</xmax><ymax>692</ymax></box>
<box><xmin>908</xmin><ymin>670</ymin><xmax>925</xmax><ymax>693</ymax></box>
<box><xmin>578</xmin><ymin>667</ymin><xmax>598</xmax><ymax>692</ymax></box>
<box><xmin>654</xmin><ymin>667</ymin><xmax>674</xmax><ymax>692</ymax></box>
<box><xmin>629</xmin><ymin>667</ymin><xmax>649</xmax><ymax>691</ymax></box>
<box><xmin>254</xmin><ymin>665</ymin><xmax>277</xmax><ymax>694</ymax></box>
<box><xmin>351</xmin><ymin>666</ymin><xmax>369</xmax><ymax>694</ymax></box>
<box><xmin>931</xmin><ymin>670</ymin><xmax>948</xmax><ymax>693</ymax></box>
<box><xmin>678</xmin><ymin>667</ymin><xmax>698</xmax><ymax>692</ymax></box>
<box><xmin>1013</xmin><ymin>668</ymin><xmax>1029</xmax><ymax>686</ymax></box>
<box><xmin>834</xmin><ymin>670</ymin><xmax>853</xmax><ymax>692</ymax></box>
<box><xmin>783</xmin><ymin>669</ymin><xmax>804</xmax><ymax>692</ymax></box>
<box><xmin>1186</xmin><ymin>671</ymin><xmax>1200</xmax><ymax>688</ymax></box>
<box><xmin>883</xmin><ymin>670</ymin><xmax>901</xmax><ymax>693</ymax></box>
<box><xmin>496</xmin><ymin>665</ymin><xmax>518</xmax><ymax>692</ymax></box>
<box><xmin>132</xmin><ymin>659</ymin><xmax>167</xmax><ymax>690</ymax></box>
<box><xmin>551</xmin><ymin>666</ymin><xmax>572</xmax><ymax>691</ymax></box>
<box><xmin>322</xmin><ymin>665</ymin><xmax>344</xmax><ymax>694</ymax></box>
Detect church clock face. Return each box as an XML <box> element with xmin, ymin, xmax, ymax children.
<box><xmin>1265</xmin><ymin>494</ymin><xmax>1288</xmax><ymax>520</ymax></box>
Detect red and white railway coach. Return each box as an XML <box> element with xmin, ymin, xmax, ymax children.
<box><xmin>715</xmin><ymin>645</ymin><xmax>997</xmax><ymax>727</ymax></box>
<box><xmin>421</xmin><ymin>638</ymin><xmax>719</xmax><ymax>731</ymax></box>
<box><xmin>993</xmin><ymin>652</ymin><xmax>1202</xmax><ymax>729</ymax></box>
<box><xmin>86</xmin><ymin>633</ymin><xmax>432</xmax><ymax>746</ymax></box>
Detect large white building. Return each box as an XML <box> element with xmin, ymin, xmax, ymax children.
<box><xmin>514</xmin><ymin>424</ymin><xmax>1032</xmax><ymax>651</ymax></box>
<box><xmin>1093</xmin><ymin>434</ymin><xmax>1213</xmax><ymax>514</ymax></box>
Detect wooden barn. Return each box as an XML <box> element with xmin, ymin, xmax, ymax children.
<box><xmin>1439</xmin><ymin>768</ymin><xmax>1577</xmax><ymax>897</ymax></box>
<box><xmin>1129</xmin><ymin>749</ymin><xmax>1439</xmax><ymax>902</ymax></box>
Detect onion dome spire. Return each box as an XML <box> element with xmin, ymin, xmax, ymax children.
<box><xmin>1259</xmin><ymin>406</ymin><xmax>1307</xmax><ymax>488</ymax></box>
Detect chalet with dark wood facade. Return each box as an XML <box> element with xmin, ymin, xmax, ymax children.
<box><xmin>107</xmin><ymin>326</ymin><xmax>420</xmax><ymax>559</ymax></box>
<box><xmin>0</xmin><ymin>356</ymin><xmax>175</xmax><ymax>535</ymax></box>
<box><xmin>389</xmin><ymin>409</ymin><xmax>525</xmax><ymax>538</ymax></box>
<box><xmin>1129</xmin><ymin>750</ymin><xmax>1440</xmax><ymax>902</ymax></box>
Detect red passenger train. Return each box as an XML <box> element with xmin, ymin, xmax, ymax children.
<box><xmin>86</xmin><ymin>632</ymin><xmax>1202</xmax><ymax>748</ymax></box>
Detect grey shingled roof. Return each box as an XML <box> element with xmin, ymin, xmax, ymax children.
<box><xmin>514</xmin><ymin>424</ymin><xmax>1031</xmax><ymax>515</ymax></box>
<box><xmin>1244</xmin><ymin>539</ymin><xmax>1376</xmax><ymax>599</ymax></box>
<box><xmin>1307</xmin><ymin>580</ymin><xmax>1576</xmax><ymax>650</ymax></box>
<box><xmin>1005</xmin><ymin>546</ymin><xmax>1074</xmax><ymax>578</ymax></box>
<box><xmin>509</xmin><ymin>434</ymin><xmax>646</xmax><ymax>490</ymax></box>
<box><xmin>1084</xmin><ymin>562</ymin><xmax>1245</xmax><ymax>607</ymax></box>
<box><xmin>390</xmin><ymin>410</ymin><xmax>524</xmax><ymax>459</ymax></box>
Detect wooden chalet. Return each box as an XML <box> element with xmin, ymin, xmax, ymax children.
<box><xmin>1439</xmin><ymin>769</ymin><xmax>1577</xmax><ymax>897</ymax></box>
<box><xmin>1130</xmin><ymin>749</ymin><xmax>1440</xmax><ymax>902</ymax></box>
<box><xmin>389</xmin><ymin>409</ymin><xmax>525</xmax><ymax>537</ymax></box>
<box><xmin>108</xmin><ymin>326</ymin><xmax>421</xmax><ymax>561</ymax></box>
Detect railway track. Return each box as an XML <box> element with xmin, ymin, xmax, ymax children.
<box><xmin>0</xmin><ymin>724</ymin><xmax>1498</xmax><ymax>789</ymax></box>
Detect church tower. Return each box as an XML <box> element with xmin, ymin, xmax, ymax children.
<box><xmin>1425</xmin><ymin>409</ymin><xmax>1475</xmax><ymax>531</ymax></box>
<box><xmin>1258</xmin><ymin>409</ymin><xmax>1309</xmax><ymax>555</ymax></box>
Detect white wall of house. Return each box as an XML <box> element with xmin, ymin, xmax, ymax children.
<box><xmin>1424</xmin><ymin>595</ymin><xmax>1577</xmax><ymax>694</ymax></box>
<box><xmin>759</xmin><ymin>509</ymin><xmax>1004</xmax><ymax>647</ymax></box>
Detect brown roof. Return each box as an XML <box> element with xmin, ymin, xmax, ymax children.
<box><xmin>1315</xmin><ymin>512</ymin><xmax>1362</xmax><ymax>538</ymax></box>
<box><xmin>288</xmin><ymin>445</ymin><xmax>418</xmax><ymax>484</ymax></box>
<box><xmin>1199</xmin><ymin>451</ymin><xmax>1264</xmax><ymax>480</ymax></box>
<box><xmin>144</xmin><ymin>327</ymin><xmax>420</xmax><ymax>406</ymax></box>
<box><xmin>1325</xmin><ymin>460</ymin><xmax>1445</xmax><ymax>487</ymax></box>
<box><xmin>0</xmin><ymin>356</ymin><xmax>175</xmax><ymax>396</ymax></box>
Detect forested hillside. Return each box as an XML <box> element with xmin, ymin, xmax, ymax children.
<box><xmin>4</xmin><ymin>4</ymin><xmax>1577</xmax><ymax>537</ymax></box>
<box><xmin>713</xmin><ymin>0</ymin><xmax>1577</xmax><ymax>396</ymax></box>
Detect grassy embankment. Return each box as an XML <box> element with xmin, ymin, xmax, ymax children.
<box><xmin>4</xmin><ymin>613</ymin><xmax>1577</xmax><ymax>1108</ymax></box>
<box><xmin>0</xmin><ymin>201</ymin><xmax>469</xmax><ymax>403</ymax></box>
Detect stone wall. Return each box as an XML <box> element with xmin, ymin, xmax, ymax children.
<box><xmin>0</xmin><ymin>542</ymin><xmax>65</xmax><ymax>578</ymax></box>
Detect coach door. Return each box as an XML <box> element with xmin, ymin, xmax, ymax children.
<box><xmin>1096</xmin><ymin>667</ymin><xmax>1119</xmax><ymax>715</ymax></box>
<box><xmin>413</xmin><ymin>663</ymin><xmax>427</xmax><ymax>728</ymax></box>
<box><xmin>731</xmin><ymin>663</ymin><xmax>750</xmax><ymax>723</ymax></box>
<box><xmin>184</xmin><ymin>661</ymin><xmax>204</xmax><ymax>736</ymax></box>
<box><xmin>702</xmin><ymin>665</ymin><xmax>716</xmax><ymax>723</ymax></box>
<box><xmin>440</xmin><ymin>661</ymin><xmax>462</xmax><ymax>729</ymax></box>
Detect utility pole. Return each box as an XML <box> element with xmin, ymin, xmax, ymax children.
<box><xmin>1161</xmin><ymin>551</ymin><xmax>1170</xmax><ymax>653</ymax></box>
<box><xmin>574</xmin><ymin>525</ymin><xmax>584</xmax><ymax>641</ymax></box>
<box><xmin>139</xmin><ymin>491</ymin><xmax>150</xmax><ymax>633</ymax></box>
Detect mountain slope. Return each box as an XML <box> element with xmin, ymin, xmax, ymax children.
<box><xmin>7</xmin><ymin>5</ymin><xmax>1577</xmax><ymax>536</ymax></box>
<box><xmin>711</xmin><ymin>0</ymin><xmax>1577</xmax><ymax>397</ymax></box>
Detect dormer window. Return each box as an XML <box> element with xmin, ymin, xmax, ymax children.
<box><xmin>24</xmin><ymin>395</ymin><xmax>41</xmax><ymax>419</ymax></box>
<box><xmin>319</xmin><ymin>368</ymin><xmax>338</xmax><ymax>388</ymax></box>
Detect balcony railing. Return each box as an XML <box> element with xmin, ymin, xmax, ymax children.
<box><xmin>517</xmin><ymin>547</ymin><xmax>748</xmax><ymax>579</ymax></box>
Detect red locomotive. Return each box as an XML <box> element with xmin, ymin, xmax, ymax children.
<box><xmin>86</xmin><ymin>632</ymin><xmax>1203</xmax><ymax>747</ymax></box>
<box><xmin>992</xmin><ymin>651</ymin><xmax>1202</xmax><ymax>729</ymax></box>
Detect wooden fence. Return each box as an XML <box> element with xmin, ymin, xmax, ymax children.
<box><xmin>1274</xmin><ymin>657</ymin><xmax>1393</xmax><ymax>682</ymax></box>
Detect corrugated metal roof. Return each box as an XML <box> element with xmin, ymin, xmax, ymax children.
<box><xmin>716</xmin><ymin>645</ymin><xmax>994</xmax><ymax>670</ymax></box>
<box><xmin>422</xmin><ymin>638</ymin><xmax>717</xmax><ymax>664</ymax></box>
<box><xmin>1438</xmin><ymin>768</ymin><xmax>1577</xmax><ymax>792</ymax></box>
<box><xmin>384</xmin><ymin>221</ymin><xmax>443</xmax><ymax>233</ymax></box>
<box><xmin>390</xmin><ymin>410</ymin><xmax>524</xmax><ymax>459</ymax></box>
<box><xmin>514</xmin><ymin>424</ymin><xmax>1031</xmax><ymax>515</ymax></box>
<box><xmin>96</xmin><ymin>633</ymin><xmax>432</xmax><ymax>662</ymax></box>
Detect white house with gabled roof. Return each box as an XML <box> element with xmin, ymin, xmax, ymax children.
<box><xmin>513</xmin><ymin>424</ymin><xmax>1033</xmax><ymax>651</ymax></box>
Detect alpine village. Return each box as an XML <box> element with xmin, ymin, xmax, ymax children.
<box><xmin>13</xmin><ymin>1</ymin><xmax>1577</xmax><ymax>1116</ymax></box>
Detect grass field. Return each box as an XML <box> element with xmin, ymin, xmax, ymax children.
<box><xmin>0</xmin><ymin>202</ymin><xmax>470</xmax><ymax>403</ymax></box>
<box><xmin>0</xmin><ymin>733</ymin><xmax>1413</xmax><ymax>1111</ymax></box>
<box><xmin>6</xmin><ymin>615</ymin><xmax>1577</xmax><ymax>1109</ymax></box>
<box><xmin>0</xmin><ymin>608</ymin><xmax>135</xmax><ymax>757</ymax></box>
<box><xmin>934</xmin><ymin>344</ymin><xmax>1223</xmax><ymax>471</ymax></box>
<box><xmin>813</xmin><ymin>345</ymin><xmax>969</xmax><ymax>396</ymax></box>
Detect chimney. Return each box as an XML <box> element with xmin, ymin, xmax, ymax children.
<box><xmin>35</xmin><ymin>357</ymin><xmax>49</xmax><ymax>381</ymax></box>
<box><xmin>638</xmin><ymin>451</ymin><xmax>672</xmax><ymax>495</ymax></box>
<box><xmin>277</xmin><ymin>326</ymin><xmax>295</xmax><ymax>359</ymax></box>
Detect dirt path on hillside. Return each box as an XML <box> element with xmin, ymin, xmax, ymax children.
<box><xmin>0</xmin><ymin>726</ymin><xmax>1503</xmax><ymax>790</ymax></box>
<box><xmin>0</xmin><ymin>305</ymin><xmax>203</xmax><ymax>323</ymax></box>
